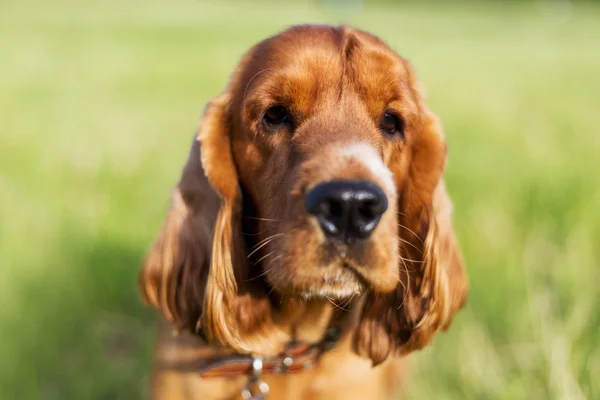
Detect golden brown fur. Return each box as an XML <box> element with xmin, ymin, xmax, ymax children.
<box><xmin>139</xmin><ymin>25</ymin><xmax>468</xmax><ymax>399</ymax></box>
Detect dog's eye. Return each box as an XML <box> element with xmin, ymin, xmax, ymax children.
<box><xmin>380</xmin><ymin>112</ymin><xmax>404</xmax><ymax>138</ymax></box>
<box><xmin>263</xmin><ymin>106</ymin><xmax>293</xmax><ymax>131</ymax></box>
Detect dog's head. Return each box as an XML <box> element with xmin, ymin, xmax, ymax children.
<box><xmin>140</xmin><ymin>25</ymin><xmax>468</xmax><ymax>365</ymax></box>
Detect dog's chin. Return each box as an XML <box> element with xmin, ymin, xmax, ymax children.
<box><xmin>266</xmin><ymin>261</ymin><xmax>368</xmax><ymax>301</ymax></box>
<box><xmin>298</xmin><ymin>266</ymin><xmax>367</xmax><ymax>301</ymax></box>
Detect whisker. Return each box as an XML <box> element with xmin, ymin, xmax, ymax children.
<box><xmin>242</xmin><ymin>216</ymin><xmax>280</xmax><ymax>236</ymax></box>
<box><xmin>397</xmin><ymin>224</ymin><xmax>424</xmax><ymax>244</ymax></box>
<box><xmin>242</xmin><ymin>224</ymin><xmax>277</xmax><ymax>237</ymax></box>
<box><xmin>247</xmin><ymin>238</ymin><xmax>276</xmax><ymax>259</ymax></box>
<box><xmin>243</xmin><ymin>68</ymin><xmax>270</xmax><ymax>103</ymax></box>
<box><xmin>252</xmin><ymin>232</ymin><xmax>284</xmax><ymax>248</ymax></box>
<box><xmin>338</xmin><ymin>293</ymin><xmax>356</xmax><ymax>311</ymax></box>
<box><xmin>244</xmin><ymin>216</ymin><xmax>282</xmax><ymax>222</ymax></box>
<box><xmin>265</xmin><ymin>282</ymin><xmax>277</xmax><ymax>298</ymax></box>
<box><xmin>396</xmin><ymin>295</ymin><xmax>407</xmax><ymax>311</ymax></box>
<box><xmin>396</xmin><ymin>211</ymin><xmax>420</xmax><ymax>221</ymax></box>
<box><xmin>247</xmin><ymin>255</ymin><xmax>281</xmax><ymax>282</ymax></box>
<box><xmin>252</xmin><ymin>251</ymin><xmax>275</xmax><ymax>267</ymax></box>
<box><xmin>398</xmin><ymin>237</ymin><xmax>423</xmax><ymax>253</ymax></box>
<box><xmin>399</xmin><ymin>255</ymin><xmax>422</xmax><ymax>264</ymax></box>
<box><xmin>325</xmin><ymin>296</ymin><xmax>352</xmax><ymax>313</ymax></box>
<box><xmin>397</xmin><ymin>256</ymin><xmax>410</xmax><ymax>293</ymax></box>
<box><xmin>247</xmin><ymin>233</ymin><xmax>284</xmax><ymax>258</ymax></box>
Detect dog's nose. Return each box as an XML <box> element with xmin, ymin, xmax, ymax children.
<box><xmin>305</xmin><ymin>180</ymin><xmax>388</xmax><ymax>240</ymax></box>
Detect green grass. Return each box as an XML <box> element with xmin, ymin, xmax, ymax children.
<box><xmin>1</xmin><ymin>0</ymin><xmax>599</xmax><ymax>398</ymax></box>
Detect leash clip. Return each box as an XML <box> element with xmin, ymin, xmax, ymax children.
<box><xmin>241</xmin><ymin>357</ymin><xmax>270</xmax><ymax>400</ymax></box>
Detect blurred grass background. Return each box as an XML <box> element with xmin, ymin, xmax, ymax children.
<box><xmin>1</xmin><ymin>0</ymin><xmax>599</xmax><ymax>398</ymax></box>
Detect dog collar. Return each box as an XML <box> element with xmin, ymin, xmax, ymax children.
<box><xmin>197</xmin><ymin>326</ymin><xmax>341</xmax><ymax>379</ymax></box>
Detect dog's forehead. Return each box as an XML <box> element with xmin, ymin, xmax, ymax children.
<box><xmin>237</xmin><ymin>25</ymin><xmax>410</xmax><ymax>113</ymax></box>
<box><xmin>255</xmin><ymin>25</ymin><xmax>398</xmax><ymax>62</ymax></box>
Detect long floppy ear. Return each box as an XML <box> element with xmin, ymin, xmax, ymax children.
<box><xmin>139</xmin><ymin>93</ymin><xmax>278</xmax><ymax>354</ymax></box>
<box><xmin>138</xmin><ymin>135</ymin><xmax>216</xmax><ymax>332</ymax></box>
<box><xmin>355</xmin><ymin>67</ymin><xmax>468</xmax><ymax>365</ymax></box>
<box><xmin>355</xmin><ymin>180</ymin><xmax>468</xmax><ymax>365</ymax></box>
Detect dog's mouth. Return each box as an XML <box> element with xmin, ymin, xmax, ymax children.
<box><xmin>295</xmin><ymin>259</ymin><xmax>369</xmax><ymax>300</ymax></box>
<box><xmin>260</xmin><ymin>205</ymin><xmax>398</xmax><ymax>300</ymax></box>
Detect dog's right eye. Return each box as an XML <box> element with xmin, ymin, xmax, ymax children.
<box><xmin>380</xmin><ymin>111</ymin><xmax>405</xmax><ymax>139</ymax></box>
<box><xmin>263</xmin><ymin>106</ymin><xmax>294</xmax><ymax>131</ymax></box>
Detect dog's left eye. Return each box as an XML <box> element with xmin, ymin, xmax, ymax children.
<box><xmin>263</xmin><ymin>106</ymin><xmax>293</xmax><ymax>131</ymax></box>
<box><xmin>380</xmin><ymin>112</ymin><xmax>404</xmax><ymax>138</ymax></box>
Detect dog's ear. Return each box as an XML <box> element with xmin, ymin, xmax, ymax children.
<box><xmin>399</xmin><ymin>180</ymin><xmax>468</xmax><ymax>351</ymax></box>
<box><xmin>138</xmin><ymin>134</ymin><xmax>216</xmax><ymax>332</ymax></box>
<box><xmin>139</xmin><ymin>93</ymin><xmax>280</xmax><ymax>353</ymax></box>
<box><xmin>355</xmin><ymin>61</ymin><xmax>468</xmax><ymax>365</ymax></box>
<box><xmin>198</xmin><ymin>93</ymin><xmax>280</xmax><ymax>353</ymax></box>
<box><xmin>355</xmin><ymin>179</ymin><xmax>468</xmax><ymax>366</ymax></box>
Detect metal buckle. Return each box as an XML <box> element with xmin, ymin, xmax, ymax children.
<box><xmin>241</xmin><ymin>357</ymin><xmax>270</xmax><ymax>400</ymax></box>
<box><xmin>281</xmin><ymin>355</ymin><xmax>293</xmax><ymax>372</ymax></box>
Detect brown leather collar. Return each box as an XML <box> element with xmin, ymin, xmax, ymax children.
<box><xmin>198</xmin><ymin>326</ymin><xmax>341</xmax><ymax>379</ymax></box>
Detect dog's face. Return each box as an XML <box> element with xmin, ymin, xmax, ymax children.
<box><xmin>140</xmin><ymin>25</ymin><xmax>467</xmax><ymax>364</ymax></box>
<box><xmin>230</xmin><ymin>26</ymin><xmax>438</xmax><ymax>299</ymax></box>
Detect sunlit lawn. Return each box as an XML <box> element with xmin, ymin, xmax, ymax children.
<box><xmin>1</xmin><ymin>0</ymin><xmax>599</xmax><ymax>398</ymax></box>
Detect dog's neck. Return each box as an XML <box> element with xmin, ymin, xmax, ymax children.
<box><xmin>154</xmin><ymin>296</ymin><xmax>359</xmax><ymax>380</ymax></box>
<box><xmin>268</xmin><ymin>295</ymin><xmax>359</xmax><ymax>347</ymax></box>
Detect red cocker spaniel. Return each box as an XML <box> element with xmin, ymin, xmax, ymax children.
<box><xmin>139</xmin><ymin>25</ymin><xmax>468</xmax><ymax>400</ymax></box>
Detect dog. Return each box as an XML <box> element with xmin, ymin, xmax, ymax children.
<box><xmin>139</xmin><ymin>24</ymin><xmax>468</xmax><ymax>399</ymax></box>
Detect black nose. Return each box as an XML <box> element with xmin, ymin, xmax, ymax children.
<box><xmin>305</xmin><ymin>180</ymin><xmax>388</xmax><ymax>241</ymax></box>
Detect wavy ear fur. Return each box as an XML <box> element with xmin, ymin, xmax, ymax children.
<box><xmin>355</xmin><ymin>65</ymin><xmax>468</xmax><ymax>365</ymax></box>
<box><xmin>355</xmin><ymin>180</ymin><xmax>468</xmax><ymax>366</ymax></box>
<box><xmin>139</xmin><ymin>93</ymin><xmax>279</xmax><ymax>354</ymax></box>
<box><xmin>138</xmin><ymin>135</ymin><xmax>216</xmax><ymax>331</ymax></box>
